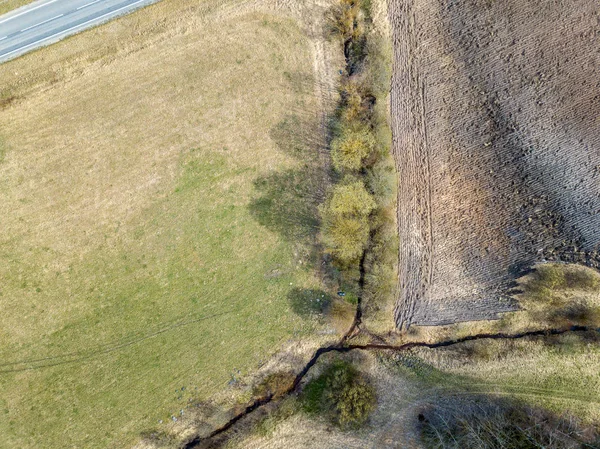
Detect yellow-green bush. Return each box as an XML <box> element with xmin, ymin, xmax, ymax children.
<box><xmin>328</xmin><ymin>180</ymin><xmax>376</xmax><ymax>216</ymax></box>
<box><xmin>301</xmin><ymin>360</ymin><xmax>376</xmax><ymax>427</ymax></box>
<box><xmin>331</xmin><ymin>126</ymin><xmax>376</xmax><ymax>171</ymax></box>
<box><xmin>322</xmin><ymin>214</ymin><xmax>370</xmax><ymax>263</ymax></box>
<box><xmin>322</xmin><ymin>179</ymin><xmax>375</xmax><ymax>264</ymax></box>
<box><xmin>337</xmin><ymin>376</ymin><xmax>375</xmax><ymax>426</ymax></box>
<box><xmin>327</xmin><ymin>0</ymin><xmax>363</xmax><ymax>42</ymax></box>
<box><xmin>340</xmin><ymin>79</ymin><xmax>372</xmax><ymax>124</ymax></box>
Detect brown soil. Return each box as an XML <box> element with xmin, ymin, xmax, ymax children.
<box><xmin>389</xmin><ymin>0</ymin><xmax>600</xmax><ymax>328</ymax></box>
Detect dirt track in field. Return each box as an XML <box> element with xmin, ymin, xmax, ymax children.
<box><xmin>389</xmin><ymin>0</ymin><xmax>600</xmax><ymax>328</ymax></box>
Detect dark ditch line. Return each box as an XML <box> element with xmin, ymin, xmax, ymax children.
<box><xmin>183</xmin><ymin>394</ymin><xmax>275</xmax><ymax>449</ymax></box>
<box><xmin>340</xmin><ymin>249</ymin><xmax>368</xmax><ymax>342</ymax></box>
<box><xmin>184</xmin><ymin>324</ymin><xmax>599</xmax><ymax>448</ymax></box>
<box><xmin>345</xmin><ymin>325</ymin><xmax>599</xmax><ymax>351</ymax></box>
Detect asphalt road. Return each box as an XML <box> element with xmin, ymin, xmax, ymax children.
<box><xmin>0</xmin><ymin>0</ymin><xmax>159</xmax><ymax>63</ymax></box>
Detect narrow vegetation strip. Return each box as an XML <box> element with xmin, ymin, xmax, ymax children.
<box><xmin>346</xmin><ymin>325</ymin><xmax>599</xmax><ymax>351</ymax></box>
<box><xmin>320</xmin><ymin>0</ymin><xmax>396</xmax><ymax>320</ymax></box>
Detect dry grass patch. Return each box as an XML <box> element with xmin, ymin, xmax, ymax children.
<box><xmin>0</xmin><ymin>0</ymin><xmax>34</xmax><ymax>15</ymax></box>
<box><xmin>0</xmin><ymin>1</ymin><xmax>338</xmax><ymax>448</ymax></box>
<box><xmin>409</xmin><ymin>333</ymin><xmax>600</xmax><ymax>423</ymax></box>
<box><xmin>515</xmin><ymin>263</ymin><xmax>600</xmax><ymax>327</ymax></box>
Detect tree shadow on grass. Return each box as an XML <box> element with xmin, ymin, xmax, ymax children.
<box><xmin>268</xmin><ymin>113</ymin><xmax>324</xmax><ymax>162</ymax></box>
<box><xmin>249</xmin><ymin>166</ymin><xmax>324</xmax><ymax>242</ymax></box>
<box><xmin>250</xmin><ymin>113</ymin><xmax>329</xmax><ymax>243</ymax></box>
<box><xmin>287</xmin><ymin>287</ymin><xmax>332</xmax><ymax>318</ymax></box>
<box><xmin>379</xmin><ymin>352</ymin><xmax>600</xmax><ymax>449</ymax></box>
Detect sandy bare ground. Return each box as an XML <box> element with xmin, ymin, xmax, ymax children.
<box><xmin>390</xmin><ymin>0</ymin><xmax>600</xmax><ymax>328</ymax></box>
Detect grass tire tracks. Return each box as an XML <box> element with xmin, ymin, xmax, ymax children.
<box><xmin>454</xmin><ymin>383</ymin><xmax>600</xmax><ymax>405</ymax></box>
<box><xmin>0</xmin><ymin>310</ymin><xmax>235</xmax><ymax>373</ymax></box>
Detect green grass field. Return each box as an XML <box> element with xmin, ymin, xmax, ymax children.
<box><xmin>0</xmin><ymin>1</ymin><xmax>333</xmax><ymax>447</ymax></box>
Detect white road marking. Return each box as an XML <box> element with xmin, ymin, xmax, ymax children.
<box><xmin>0</xmin><ymin>37</ymin><xmax>6</xmax><ymax>41</ymax></box>
<box><xmin>77</xmin><ymin>0</ymin><xmax>101</xmax><ymax>10</ymax></box>
<box><xmin>0</xmin><ymin>0</ymin><xmax>150</xmax><ymax>60</ymax></box>
<box><xmin>21</xmin><ymin>13</ymin><xmax>63</xmax><ymax>32</ymax></box>
<box><xmin>0</xmin><ymin>0</ymin><xmax>60</xmax><ymax>24</ymax></box>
